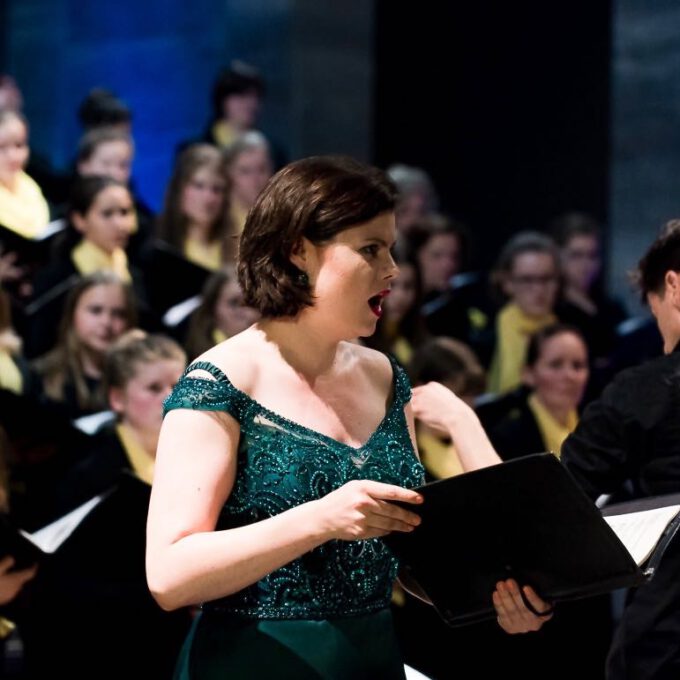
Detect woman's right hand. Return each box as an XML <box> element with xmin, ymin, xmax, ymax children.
<box><xmin>315</xmin><ymin>480</ymin><xmax>423</xmax><ymax>541</ymax></box>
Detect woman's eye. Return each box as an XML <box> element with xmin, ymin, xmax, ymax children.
<box><xmin>361</xmin><ymin>245</ymin><xmax>379</xmax><ymax>257</ymax></box>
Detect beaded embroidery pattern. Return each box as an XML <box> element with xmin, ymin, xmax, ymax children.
<box><xmin>163</xmin><ymin>356</ymin><xmax>425</xmax><ymax>620</ymax></box>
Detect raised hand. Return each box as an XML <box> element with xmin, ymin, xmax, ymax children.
<box><xmin>412</xmin><ymin>381</ymin><xmax>475</xmax><ymax>437</ymax></box>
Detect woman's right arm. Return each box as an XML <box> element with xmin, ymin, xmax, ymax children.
<box><xmin>146</xmin><ymin>407</ymin><xmax>423</xmax><ymax>611</ymax></box>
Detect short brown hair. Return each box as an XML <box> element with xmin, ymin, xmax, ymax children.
<box><xmin>238</xmin><ymin>155</ymin><xmax>397</xmax><ymax>317</ymax></box>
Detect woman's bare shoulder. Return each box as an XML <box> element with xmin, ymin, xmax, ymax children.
<box><xmin>189</xmin><ymin>330</ymin><xmax>263</xmax><ymax>393</ymax></box>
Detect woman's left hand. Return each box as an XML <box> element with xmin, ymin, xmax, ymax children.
<box><xmin>493</xmin><ymin>578</ymin><xmax>553</xmax><ymax>633</ymax></box>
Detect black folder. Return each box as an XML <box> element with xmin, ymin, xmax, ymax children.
<box><xmin>0</xmin><ymin>220</ymin><xmax>66</xmax><ymax>299</ymax></box>
<box><xmin>141</xmin><ymin>240</ymin><xmax>211</xmax><ymax>314</ymax></box>
<box><xmin>384</xmin><ymin>453</ymin><xmax>650</xmax><ymax>627</ymax></box>
<box><xmin>0</xmin><ymin>471</ymin><xmax>148</xmax><ymax>571</ymax></box>
<box><xmin>0</xmin><ymin>513</ymin><xmax>45</xmax><ymax>570</ymax></box>
<box><xmin>0</xmin><ymin>220</ymin><xmax>65</xmax><ymax>268</ymax></box>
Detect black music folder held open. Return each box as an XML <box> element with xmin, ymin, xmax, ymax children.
<box><xmin>141</xmin><ymin>239</ymin><xmax>211</xmax><ymax>314</ymax></box>
<box><xmin>0</xmin><ymin>472</ymin><xmax>150</xmax><ymax>571</ymax></box>
<box><xmin>385</xmin><ymin>453</ymin><xmax>680</xmax><ymax>627</ymax></box>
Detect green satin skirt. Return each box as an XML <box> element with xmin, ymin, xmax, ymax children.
<box><xmin>174</xmin><ymin>608</ymin><xmax>406</xmax><ymax>680</ymax></box>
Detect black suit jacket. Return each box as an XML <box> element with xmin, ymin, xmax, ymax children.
<box><xmin>562</xmin><ymin>345</ymin><xmax>680</xmax><ymax>680</ymax></box>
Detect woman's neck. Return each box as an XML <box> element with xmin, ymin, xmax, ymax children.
<box><xmin>257</xmin><ymin>316</ymin><xmax>341</xmax><ymax>381</ymax></box>
<box><xmin>186</xmin><ymin>221</ymin><xmax>213</xmax><ymax>244</ymax></box>
<box><xmin>534</xmin><ymin>394</ymin><xmax>572</xmax><ymax>427</ymax></box>
<box><xmin>0</xmin><ymin>173</ymin><xmax>19</xmax><ymax>193</ymax></box>
<box><xmin>230</xmin><ymin>193</ymin><xmax>250</xmax><ymax>215</ymax></box>
<box><xmin>564</xmin><ymin>285</ymin><xmax>597</xmax><ymax>315</ymax></box>
<box><xmin>80</xmin><ymin>348</ymin><xmax>104</xmax><ymax>379</ymax></box>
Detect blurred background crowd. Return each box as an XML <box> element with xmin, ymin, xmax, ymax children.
<box><xmin>0</xmin><ymin>1</ymin><xmax>676</xmax><ymax>678</ymax></box>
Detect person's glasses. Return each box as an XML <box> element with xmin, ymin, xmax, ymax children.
<box><xmin>511</xmin><ymin>274</ymin><xmax>559</xmax><ymax>287</ymax></box>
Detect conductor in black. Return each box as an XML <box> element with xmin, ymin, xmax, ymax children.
<box><xmin>561</xmin><ymin>220</ymin><xmax>680</xmax><ymax>680</ymax></box>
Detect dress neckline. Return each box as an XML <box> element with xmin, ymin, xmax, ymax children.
<box><xmin>186</xmin><ymin>358</ymin><xmax>401</xmax><ymax>453</ymax></box>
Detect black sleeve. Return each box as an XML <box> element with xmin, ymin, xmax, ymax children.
<box><xmin>561</xmin><ymin>376</ymin><xmax>642</xmax><ymax>501</ymax></box>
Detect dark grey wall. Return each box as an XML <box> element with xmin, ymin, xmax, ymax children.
<box><xmin>609</xmin><ymin>0</ymin><xmax>680</xmax><ymax>312</ymax></box>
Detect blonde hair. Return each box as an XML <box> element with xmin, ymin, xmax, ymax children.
<box><xmin>104</xmin><ymin>329</ymin><xmax>186</xmax><ymax>392</ymax></box>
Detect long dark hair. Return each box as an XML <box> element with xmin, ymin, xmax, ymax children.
<box><xmin>156</xmin><ymin>144</ymin><xmax>236</xmax><ymax>262</ymax></box>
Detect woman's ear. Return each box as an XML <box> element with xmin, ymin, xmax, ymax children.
<box><xmin>108</xmin><ymin>387</ymin><xmax>125</xmax><ymax>415</ymax></box>
<box><xmin>71</xmin><ymin>210</ymin><xmax>87</xmax><ymax>235</ymax></box>
<box><xmin>500</xmin><ymin>272</ymin><xmax>514</xmax><ymax>299</ymax></box>
<box><xmin>289</xmin><ymin>238</ymin><xmax>309</xmax><ymax>271</ymax></box>
<box><xmin>666</xmin><ymin>270</ymin><xmax>680</xmax><ymax>308</ymax></box>
<box><xmin>521</xmin><ymin>366</ymin><xmax>535</xmax><ymax>388</ymax></box>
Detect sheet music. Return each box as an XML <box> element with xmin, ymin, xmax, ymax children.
<box><xmin>604</xmin><ymin>505</ymin><xmax>680</xmax><ymax>565</ymax></box>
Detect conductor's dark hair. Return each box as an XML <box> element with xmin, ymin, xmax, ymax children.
<box><xmin>636</xmin><ymin>219</ymin><xmax>680</xmax><ymax>302</ymax></box>
<box><xmin>238</xmin><ymin>155</ymin><xmax>397</xmax><ymax>318</ymax></box>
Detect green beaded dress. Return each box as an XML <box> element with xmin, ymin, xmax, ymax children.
<box><xmin>164</xmin><ymin>356</ymin><xmax>424</xmax><ymax>680</ymax></box>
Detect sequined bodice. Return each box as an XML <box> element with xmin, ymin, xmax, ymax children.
<box><xmin>163</xmin><ymin>356</ymin><xmax>424</xmax><ymax>620</ymax></box>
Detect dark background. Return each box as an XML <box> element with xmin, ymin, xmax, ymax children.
<box><xmin>374</xmin><ymin>1</ymin><xmax>612</xmax><ymax>270</ymax></box>
<box><xmin>5</xmin><ymin>0</ymin><xmax>678</xmax><ymax>311</ymax></box>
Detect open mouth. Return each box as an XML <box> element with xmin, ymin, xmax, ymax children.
<box><xmin>368</xmin><ymin>290</ymin><xmax>390</xmax><ymax>318</ymax></box>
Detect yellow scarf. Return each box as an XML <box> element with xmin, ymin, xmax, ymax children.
<box><xmin>487</xmin><ymin>303</ymin><xmax>556</xmax><ymax>394</ymax></box>
<box><xmin>184</xmin><ymin>236</ymin><xmax>221</xmax><ymax>271</ymax></box>
<box><xmin>382</xmin><ymin>318</ymin><xmax>413</xmax><ymax>366</ymax></box>
<box><xmin>116</xmin><ymin>423</ymin><xmax>154</xmax><ymax>486</ymax></box>
<box><xmin>417</xmin><ymin>429</ymin><xmax>464</xmax><ymax>479</ymax></box>
<box><xmin>0</xmin><ymin>349</ymin><xmax>22</xmax><ymax>394</ymax></box>
<box><xmin>72</xmin><ymin>240</ymin><xmax>132</xmax><ymax>283</ymax></box>
<box><xmin>527</xmin><ymin>393</ymin><xmax>578</xmax><ymax>459</ymax></box>
<box><xmin>211</xmin><ymin>120</ymin><xmax>239</xmax><ymax>149</ymax></box>
<box><xmin>229</xmin><ymin>201</ymin><xmax>249</xmax><ymax>235</ymax></box>
<box><xmin>0</xmin><ymin>171</ymin><xmax>50</xmax><ymax>238</ymax></box>
<box><xmin>212</xmin><ymin>328</ymin><xmax>228</xmax><ymax>346</ymax></box>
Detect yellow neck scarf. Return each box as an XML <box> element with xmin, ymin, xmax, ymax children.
<box><xmin>184</xmin><ymin>236</ymin><xmax>221</xmax><ymax>271</ymax></box>
<box><xmin>212</xmin><ymin>328</ymin><xmax>228</xmax><ymax>346</ymax></box>
<box><xmin>72</xmin><ymin>240</ymin><xmax>131</xmax><ymax>283</ymax></box>
<box><xmin>527</xmin><ymin>392</ymin><xmax>578</xmax><ymax>459</ymax></box>
<box><xmin>229</xmin><ymin>201</ymin><xmax>249</xmax><ymax>235</ymax></box>
<box><xmin>116</xmin><ymin>423</ymin><xmax>154</xmax><ymax>486</ymax></box>
<box><xmin>488</xmin><ymin>303</ymin><xmax>556</xmax><ymax>394</ymax></box>
<box><xmin>0</xmin><ymin>349</ymin><xmax>22</xmax><ymax>394</ymax></box>
<box><xmin>0</xmin><ymin>171</ymin><xmax>50</xmax><ymax>238</ymax></box>
<box><xmin>381</xmin><ymin>318</ymin><xmax>413</xmax><ymax>366</ymax></box>
<box><xmin>211</xmin><ymin>120</ymin><xmax>239</xmax><ymax>149</ymax></box>
<box><xmin>417</xmin><ymin>429</ymin><xmax>464</xmax><ymax>479</ymax></box>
